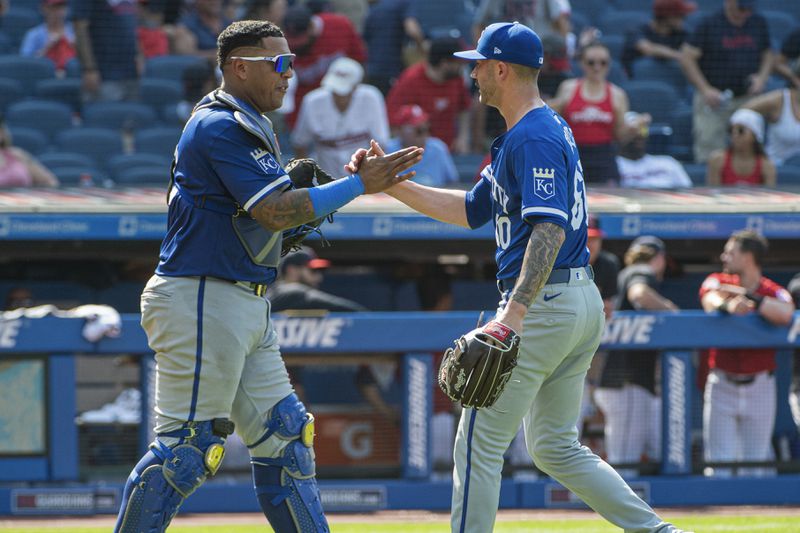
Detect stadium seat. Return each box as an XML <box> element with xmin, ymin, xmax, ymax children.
<box><xmin>55</xmin><ymin>128</ymin><xmax>124</xmax><ymax>168</ymax></box>
<box><xmin>113</xmin><ymin>166</ymin><xmax>169</xmax><ymax>186</ymax></box>
<box><xmin>0</xmin><ymin>55</ymin><xmax>55</xmax><ymax>93</ymax></box>
<box><xmin>134</xmin><ymin>127</ymin><xmax>182</xmax><ymax>158</ymax></box>
<box><xmin>37</xmin><ymin>151</ymin><xmax>96</xmax><ymax>171</ymax></box>
<box><xmin>0</xmin><ymin>31</ymin><xmax>14</xmax><ymax>54</ymax></box>
<box><xmin>139</xmin><ymin>78</ymin><xmax>183</xmax><ymax>110</ymax></box>
<box><xmin>682</xmin><ymin>163</ymin><xmax>707</xmax><ymax>186</ymax></box>
<box><xmin>783</xmin><ymin>154</ymin><xmax>800</xmax><ymax>167</ymax></box>
<box><xmin>35</xmin><ymin>78</ymin><xmax>83</xmax><ymax>111</ymax></box>
<box><xmin>50</xmin><ymin>166</ymin><xmax>109</xmax><ymax>187</ymax></box>
<box><xmin>598</xmin><ymin>11</ymin><xmax>650</xmax><ymax>38</ymax></box>
<box><xmin>0</xmin><ymin>77</ymin><xmax>24</xmax><ymax>112</ymax></box>
<box><xmin>63</xmin><ymin>57</ymin><xmax>81</xmax><ymax>78</ymax></box>
<box><xmin>6</xmin><ymin>99</ymin><xmax>74</xmax><ymax>139</ymax></box>
<box><xmin>570</xmin><ymin>0</ymin><xmax>610</xmax><ymax>24</ymax></box>
<box><xmin>83</xmin><ymin>102</ymin><xmax>159</xmax><ymax>131</ymax></box>
<box><xmin>778</xmin><ymin>165</ymin><xmax>800</xmax><ymax>186</ymax></box>
<box><xmin>631</xmin><ymin>58</ymin><xmax>689</xmax><ymax>99</ymax></box>
<box><xmin>601</xmin><ymin>35</ymin><xmax>625</xmax><ymax>62</ymax></box>
<box><xmin>611</xmin><ymin>0</ymin><xmax>651</xmax><ymax>12</ymax></box>
<box><xmin>143</xmin><ymin>55</ymin><xmax>208</xmax><ymax>82</ymax></box>
<box><xmin>622</xmin><ymin>80</ymin><xmax>681</xmax><ymax>124</ymax></box>
<box><xmin>107</xmin><ymin>153</ymin><xmax>171</xmax><ymax>177</ymax></box>
<box><xmin>0</xmin><ymin>7</ymin><xmax>41</xmax><ymax>49</ymax></box>
<box><xmin>763</xmin><ymin>11</ymin><xmax>796</xmax><ymax>46</ymax></box>
<box><xmin>668</xmin><ymin>108</ymin><xmax>693</xmax><ymax>161</ymax></box>
<box><xmin>757</xmin><ymin>0</ymin><xmax>800</xmax><ymax>21</ymax></box>
<box><xmin>8</xmin><ymin>126</ymin><xmax>48</xmax><ymax>155</ymax></box>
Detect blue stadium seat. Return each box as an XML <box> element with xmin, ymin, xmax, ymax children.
<box><xmin>611</xmin><ymin>0</ymin><xmax>651</xmax><ymax>12</ymax></box>
<box><xmin>783</xmin><ymin>154</ymin><xmax>800</xmax><ymax>167</ymax></box>
<box><xmin>134</xmin><ymin>127</ymin><xmax>182</xmax><ymax>158</ymax></box>
<box><xmin>682</xmin><ymin>163</ymin><xmax>707</xmax><ymax>186</ymax></box>
<box><xmin>570</xmin><ymin>0</ymin><xmax>610</xmax><ymax>24</ymax></box>
<box><xmin>622</xmin><ymin>80</ymin><xmax>681</xmax><ymax>124</ymax></box>
<box><xmin>139</xmin><ymin>78</ymin><xmax>183</xmax><ymax>110</ymax></box>
<box><xmin>50</xmin><ymin>166</ymin><xmax>109</xmax><ymax>187</ymax></box>
<box><xmin>0</xmin><ymin>7</ymin><xmax>41</xmax><ymax>49</ymax></box>
<box><xmin>601</xmin><ymin>34</ymin><xmax>625</xmax><ymax>62</ymax></box>
<box><xmin>757</xmin><ymin>0</ymin><xmax>800</xmax><ymax>21</ymax></box>
<box><xmin>144</xmin><ymin>55</ymin><xmax>208</xmax><ymax>82</ymax></box>
<box><xmin>0</xmin><ymin>77</ymin><xmax>24</xmax><ymax>112</ymax></box>
<box><xmin>83</xmin><ymin>102</ymin><xmax>159</xmax><ymax>131</ymax></box>
<box><xmin>763</xmin><ymin>11</ymin><xmax>796</xmax><ymax>46</ymax></box>
<box><xmin>113</xmin><ymin>166</ymin><xmax>169</xmax><ymax>186</ymax></box>
<box><xmin>107</xmin><ymin>153</ymin><xmax>170</xmax><ymax>177</ymax></box>
<box><xmin>570</xmin><ymin>11</ymin><xmax>590</xmax><ymax>34</ymax></box>
<box><xmin>55</xmin><ymin>128</ymin><xmax>124</xmax><ymax>168</ymax></box>
<box><xmin>6</xmin><ymin>99</ymin><xmax>74</xmax><ymax>139</ymax></box>
<box><xmin>35</xmin><ymin>78</ymin><xmax>83</xmax><ymax>111</ymax></box>
<box><xmin>631</xmin><ymin>58</ymin><xmax>689</xmax><ymax>99</ymax></box>
<box><xmin>37</xmin><ymin>151</ymin><xmax>96</xmax><ymax>171</ymax></box>
<box><xmin>598</xmin><ymin>11</ymin><xmax>651</xmax><ymax>38</ymax></box>
<box><xmin>407</xmin><ymin>0</ymin><xmax>473</xmax><ymax>41</ymax></box>
<box><xmin>0</xmin><ymin>55</ymin><xmax>55</xmax><ymax>93</ymax></box>
<box><xmin>63</xmin><ymin>57</ymin><xmax>81</xmax><ymax>78</ymax></box>
<box><xmin>0</xmin><ymin>31</ymin><xmax>14</xmax><ymax>54</ymax></box>
<box><xmin>668</xmin><ymin>108</ymin><xmax>693</xmax><ymax>161</ymax></box>
<box><xmin>777</xmin><ymin>165</ymin><xmax>800</xmax><ymax>186</ymax></box>
<box><xmin>8</xmin><ymin>126</ymin><xmax>48</xmax><ymax>155</ymax></box>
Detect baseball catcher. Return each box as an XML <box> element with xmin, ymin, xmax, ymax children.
<box><xmin>282</xmin><ymin>158</ymin><xmax>337</xmax><ymax>255</ymax></box>
<box><xmin>439</xmin><ymin>320</ymin><xmax>520</xmax><ymax>408</ymax></box>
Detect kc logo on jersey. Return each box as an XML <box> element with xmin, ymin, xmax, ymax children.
<box><xmin>251</xmin><ymin>148</ymin><xmax>279</xmax><ymax>174</ymax></box>
<box><xmin>533</xmin><ymin>167</ymin><xmax>555</xmax><ymax>200</ymax></box>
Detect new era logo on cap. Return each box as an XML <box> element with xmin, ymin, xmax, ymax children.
<box><xmin>494</xmin><ymin>46</ymin><xmax>502</xmax><ymax>54</ymax></box>
<box><xmin>452</xmin><ymin>21</ymin><xmax>544</xmax><ymax>69</ymax></box>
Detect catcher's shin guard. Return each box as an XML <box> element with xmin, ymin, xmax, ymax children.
<box><xmin>114</xmin><ymin>419</ymin><xmax>233</xmax><ymax>533</ymax></box>
<box><xmin>251</xmin><ymin>393</ymin><xmax>328</xmax><ymax>532</ymax></box>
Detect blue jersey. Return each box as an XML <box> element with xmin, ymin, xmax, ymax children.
<box><xmin>156</xmin><ymin>100</ymin><xmax>291</xmax><ymax>284</ymax></box>
<box><xmin>465</xmin><ymin>105</ymin><xmax>590</xmax><ymax>281</ymax></box>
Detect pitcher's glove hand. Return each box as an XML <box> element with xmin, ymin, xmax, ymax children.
<box><xmin>438</xmin><ymin>321</ymin><xmax>520</xmax><ymax>409</ymax></box>
<box><xmin>281</xmin><ymin>158</ymin><xmax>337</xmax><ymax>256</ymax></box>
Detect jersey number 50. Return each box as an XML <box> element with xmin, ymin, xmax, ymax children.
<box><xmin>570</xmin><ymin>162</ymin><xmax>587</xmax><ymax>231</ymax></box>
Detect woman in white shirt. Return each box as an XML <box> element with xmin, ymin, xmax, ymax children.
<box><xmin>745</xmin><ymin>87</ymin><xmax>800</xmax><ymax>167</ymax></box>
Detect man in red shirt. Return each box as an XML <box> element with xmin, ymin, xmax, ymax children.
<box><xmin>699</xmin><ymin>230</ymin><xmax>794</xmax><ymax>477</ymax></box>
<box><xmin>283</xmin><ymin>4</ymin><xmax>367</xmax><ymax>127</ymax></box>
<box><xmin>386</xmin><ymin>36</ymin><xmax>472</xmax><ymax>153</ymax></box>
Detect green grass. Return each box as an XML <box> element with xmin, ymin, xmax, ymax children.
<box><xmin>4</xmin><ymin>514</ymin><xmax>800</xmax><ymax>532</ymax></box>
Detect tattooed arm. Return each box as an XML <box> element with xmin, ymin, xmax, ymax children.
<box><xmin>250</xmin><ymin>189</ymin><xmax>317</xmax><ymax>232</ymax></box>
<box><xmin>495</xmin><ymin>222</ymin><xmax>566</xmax><ymax>333</ymax></box>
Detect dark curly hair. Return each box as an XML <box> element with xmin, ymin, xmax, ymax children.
<box><xmin>217</xmin><ymin>20</ymin><xmax>284</xmax><ymax>68</ymax></box>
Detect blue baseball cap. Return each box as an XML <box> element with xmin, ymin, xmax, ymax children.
<box><xmin>453</xmin><ymin>22</ymin><xmax>544</xmax><ymax>69</ymax></box>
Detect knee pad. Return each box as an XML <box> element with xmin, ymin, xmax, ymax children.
<box><xmin>115</xmin><ymin>419</ymin><xmax>234</xmax><ymax>533</ymax></box>
<box><xmin>248</xmin><ymin>392</ymin><xmax>315</xmax><ymax>451</ymax></box>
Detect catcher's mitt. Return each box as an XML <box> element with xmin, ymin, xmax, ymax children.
<box><xmin>282</xmin><ymin>158</ymin><xmax>337</xmax><ymax>256</ymax></box>
<box><xmin>439</xmin><ymin>321</ymin><xmax>520</xmax><ymax>409</ymax></box>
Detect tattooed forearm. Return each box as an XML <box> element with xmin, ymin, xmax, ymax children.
<box><xmin>250</xmin><ymin>188</ymin><xmax>317</xmax><ymax>232</ymax></box>
<box><xmin>510</xmin><ymin>222</ymin><xmax>565</xmax><ymax>308</ymax></box>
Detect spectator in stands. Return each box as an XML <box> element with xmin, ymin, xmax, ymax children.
<box><xmin>245</xmin><ymin>0</ymin><xmax>288</xmax><ymax>25</ymax></box>
<box><xmin>621</xmin><ymin>0</ymin><xmax>695</xmax><ymax>76</ymax></box>
<box><xmin>775</xmin><ymin>27</ymin><xmax>800</xmax><ymax>89</ymax></box>
<box><xmin>385</xmin><ymin>104</ymin><xmax>458</xmax><ymax>187</ymax></box>
<box><xmin>172</xmin><ymin>61</ymin><xmax>218</xmax><ymax>124</ymax></box>
<box><xmin>700</xmin><ymin>230</ymin><xmax>794</xmax><ymax>477</ymax></box>
<box><xmin>20</xmin><ymin>0</ymin><xmax>76</xmax><ymax>74</ymax></box>
<box><xmin>744</xmin><ymin>77</ymin><xmax>800</xmax><ymax>167</ymax></box>
<box><xmin>679</xmin><ymin>0</ymin><xmax>772</xmax><ymax>163</ymax></box>
<box><xmin>403</xmin><ymin>0</ymin><xmax>474</xmax><ymax>62</ymax></box>
<box><xmin>292</xmin><ymin>57</ymin><xmax>389</xmax><ymax>176</ymax></box>
<box><xmin>173</xmin><ymin>0</ymin><xmax>232</xmax><ymax>61</ymax></box>
<box><xmin>706</xmin><ymin>108</ymin><xmax>776</xmax><ymax>186</ymax></box>
<box><xmin>551</xmin><ymin>41</ymin><xmax>651</xmax><ymax>185</ymax></box>
<box><xmin>617</xmin><ymin>111</ymin><xmax>693</xmax><ymax>188</ymax></box>
<box><xmin>594</xmin><ymin>236</ymin><xmax>678</xmax><ymax>477</ymax></box>
<box><xmin>72</xmin><ymin>0</ymin><xmax>140</xmax><ymax>102</ymax></box>
<box><xmin>586</xmin><ymin>215</ymin><xmax>620</xmax><ymax>320</ymax></box>
<box><xmin>0</xmin><ymin>119</ymin><xmax>58</xmax><ymax>188</ymax></box>
<box><xmin>282</xmin><ymin>3</ymin><xmax>367</xmax><ymax>127</ymax></box>
<box><xmin>363</xmin><ymin>0</ymin><xmax>412</xmax><ymax>95</ymax></box>
<box><xmin>136</xmin><ymin>0</ymin><xmax>169</xmax><ymax>59</ymax></box>
<box><xmin>386</xmin><ymin>36</ymin><xmax>472</xmax><ymax>153</ymax></box>
<box><xmin>788</xmin><ymin>274</ymin><xmax>800</xmax><ymax>431</ymax></box>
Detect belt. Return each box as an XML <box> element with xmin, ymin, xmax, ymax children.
<box><xmin>721</xmin><ymin>370</ymin><xmax>773</xmax><ymax>386</ymax></box>
<box><xmin>497</xmin><ymin>265</ymin><xmax>594</xmax><ymax>293</ymax></box>
<box><xmin>234</xmin><ymin>280</ymin><xmax>268</xmax><ymax>297</ymax></box>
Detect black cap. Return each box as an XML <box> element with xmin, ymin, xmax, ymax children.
<box><xmin>630</xmin><ymin>236</ymin><xmax>666</xmax><ymax>254</ymax></box>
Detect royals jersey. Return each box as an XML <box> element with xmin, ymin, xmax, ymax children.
<box><xmin>156</xmin><ymin>98</ymin><xmax>291</xmax><ymax>284</ymax></box>
<box><xmin>465</xmin><ymin>105</ymin><xmax>590</xmax><ymax>281</ymax></box>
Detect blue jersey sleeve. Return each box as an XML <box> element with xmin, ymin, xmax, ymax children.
<box><xmin>464</xmin><ymin>173</ymin><xmax>492</xmax><ymax>229</ymax></box>
<box><xmin>514</xmin><ymin>140</ymin><xmax>570</xmax><ymax>229</ymax></box>
<box><xmin>207</xmin><ymin>121</ymin><xmax>291</xmax><ymax>213</ymax></box>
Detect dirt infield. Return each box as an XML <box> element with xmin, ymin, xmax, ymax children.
<box><xmin>3</xmin><ymin>506</ymin><xmax>800</xmax><ymax>529</ymax></box>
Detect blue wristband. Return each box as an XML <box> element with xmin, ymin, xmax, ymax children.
<box><xmin>307</xmin><ymin>173</ymin><xmax>365</xmax><ymax>218</ymax></box>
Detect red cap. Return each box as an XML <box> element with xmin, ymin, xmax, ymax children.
<box><xmin>587</xmin><ymin>215</ymin><xmax>605</xmax><ymax>238</ymax></box>
<box><xmin>653</xmin><ymin>0</ymin><xmax>697</xmax><ymax>18</ymax></box>
<box><xmin>391</xmin><ymin>104</ymin><xmax>429</xmax><ymax>127</ymax></box>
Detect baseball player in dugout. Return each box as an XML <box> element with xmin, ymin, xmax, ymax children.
<box><xmin>112</xmin><ymin>19</ymin><xmax>423</xmax><ymax>533</ymax></box>
<box><xmin>349</xmin><ymin>21</ymin><xmax>692</xmax><ymax>533</ymax></box>
<box><xmin>700</xmin><ymin>230</ymin><xmax>794</xmax><ymax>478</ymax></box>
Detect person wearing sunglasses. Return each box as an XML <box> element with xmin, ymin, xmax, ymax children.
<box><xmin>706</xmin><ymin>108</ymin><xmax>776</xmax><ymax>186</ymax></box>
<box><xmin>551</xmin><ymin>41</ymin><xmax>651</xmax><ymax>186</ymax></box>
<box><xmin>112</xmin><ymin>19</ymin><xmax>422</xmax><ymax>533</ymax></box>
